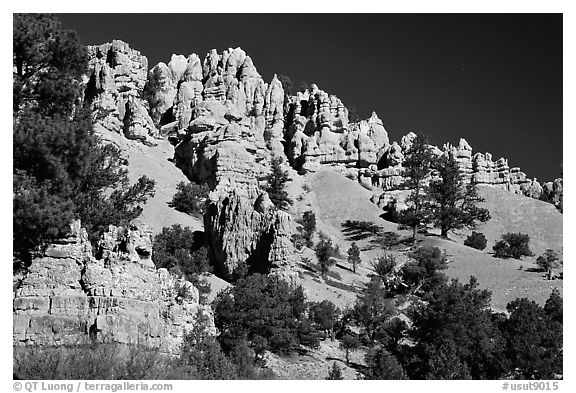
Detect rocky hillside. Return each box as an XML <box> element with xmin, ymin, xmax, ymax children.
<box><xmin>14</xmin><ymin>38</ymin><xmax>562</xmax><ymax>377</ymax></box>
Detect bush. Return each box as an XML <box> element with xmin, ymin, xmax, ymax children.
<box><xmin>536</xmin><ymin>249</ymin><xmax>561</xmax><ymax>273</ymax></box>
<box><xmin>399</xmin><ymin>246</ymin><xmax>448</xmax><ymax>294</ymax></box>
<box><xmin>153</xmin><ymin>225</ymin><xmax>212</xmax><ymax>280</ymax></box>
<box><xmin>170</xmin><ymin>181</ymin><xmax>209</xmax><ymax>218</ymax></box>
<box><xmin>326</xmin><ymin>362</ymin><xmax>344</xmax><ymax>380</ymax></box>
<box><xmin>13</xmin><ymin>343</ymin><xmax>187</xmax><ymax>380</ymax></box>
<box><xmin>464</xmin><ymin>231</ymin><xmax>487</xmax><ymax>250</ymax></box>
<box><xmin>371</xmin><ymin>254</ymin><xmax>396</xmax><ymax>280</ymax></box>
<box><xmin>493</xmin><ymin>233</ymin><xmax>533</xmax><ymax>259</ymax></box>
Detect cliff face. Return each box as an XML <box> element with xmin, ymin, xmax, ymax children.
<box><xmin>13</xmin><ymin>220</ymin><xmax>214</xmax><ymax>354</ymax></box>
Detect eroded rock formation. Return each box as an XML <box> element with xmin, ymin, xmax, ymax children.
<box><xmin>13</xmin><ymin>220</ymin><xmax>214</xmax><ymax>354</ymax></box>
<box><xmin>173</xmin><ymin>100</ymin><xmax>296</xmax><ymax>279</ymax></box>
<box><xmin>85</xmin><ymin>40</ymin><xmax>157</xmax><ymax>142</ymax></box>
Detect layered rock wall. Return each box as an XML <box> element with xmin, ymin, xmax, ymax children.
<box><xmin>13</xmin><ymin>220</ymin><xmax>214</xmax><ymax>354</ymax></box>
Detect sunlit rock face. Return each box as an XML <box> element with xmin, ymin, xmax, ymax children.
<box><xmin>13</xmin><ymin>220</ymin><xmax>214</xmax><ymax>355</ymax></box>
<box><xmin>84</xmin><ymin>40</ymin><xmax>157</xmax><ymax>142</ymax></box>
<box><xmin>173</xmin><ymin>99</ymin><xmax>296</xmax><ymax>279</ymax></box>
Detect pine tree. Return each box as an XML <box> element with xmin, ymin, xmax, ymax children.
<box><xmin>429</xmin><ymin>155</ymin><xmax>490</xmax><ymax>237</ymax></box>
<box><xmin>13</xmin><ymin>14</ymin><xmax>155</xmax><ymax>269</ymax></box>
<box><xmin>264</xmin><ymin>157</ymin><xmax>293</xmax><ymax>211</ymax></box>
<box><xmin>326</xmin><ymin>362</ymin><xmax>344</xmax><ymax>380</ymax></box>
<box><xmin>315</xmin><ymin>234</ymin><xmax>337</xmax><ymax>278</ymax></box>
<box><xmin>397</xmin><ymin>133</ymin><xmax>435</xmax><ymax>241</ymax></box>
<box><xmin>347</xmin><ymin>242</ymin><xmax>361</xmax><ymax>273</ymax></box>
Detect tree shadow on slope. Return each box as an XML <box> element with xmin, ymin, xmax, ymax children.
<box><xmin>341</xmin><ymin>220</ymin><xmax>406</xmax><ymax>251</ymax></box>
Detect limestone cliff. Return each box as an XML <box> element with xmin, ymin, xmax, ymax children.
<box><xmin>13</xmin><ymin>220</ymin><xmax>214</xmax><ymax>354</ymax></box>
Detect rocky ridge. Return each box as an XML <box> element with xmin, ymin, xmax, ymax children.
<box><xmin>81</xmin><ymin>39</ymin><xmax>562</xmax><ymax>276</ymax></box>
<box><xmin>13</xmin><ymin>220</ymin><xmax>214</xmax><ymax>354</ymax></box>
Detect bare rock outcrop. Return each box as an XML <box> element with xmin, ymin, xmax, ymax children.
<box><xmin>173</xmin><ymin>100</ymin><xmax>296</xmax><ymax>279</ymax></box>
<box><xmin>13</xmin><ymin>220</ymin><xmax>214</xmax><ymax>354</ymax></box>
<box><xmin>283</xmin><ymin>85</ymin><xmax>389</xmax><ymax>173</ymax></box>
<box><xmin>85</xmin><ymin>40</ymin><xmax>158</xmax><ymax>142</ymax></box>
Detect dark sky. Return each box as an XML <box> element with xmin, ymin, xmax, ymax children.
<box><xmin>59</xmin><ymin>14</ymin><xmax>563</xmax><ymax>182</ymax></box>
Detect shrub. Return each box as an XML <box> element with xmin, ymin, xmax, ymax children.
<box><xmin>326</xmin><ymin>362</ymin><xmax>344</xmax><ymax>380</ymax></box>
<box><xmin>153</xmin><ymin>225</ymin><xmax>212</xmax><ymax>280</ymax></box>
<box><xmin>13</xmin><ymin>343</ymin><xmax>187</xmax><ymax>380</ymax></box>
<box><xmin>399</xmin><ymin>246</ymin><xmax>448</xmax><ymax>294</ymax></box>
<box><xmin>371</xmin><ymin>254</ymin><xmax>396</xmax><ymax>280</ymax></box>
<box><xmin>464</xmin><ymin>231</ymin><xmax>487</xmax><ymax>250</ymax></box>
<box><xmin>170</xmin><ymin>181</ymin><xmax>209</xmax><ymax>218</ymax></box>
<box><xmin>536</xmin><ymin>249</ymin><xmax>561</xmax><ymax>273</ymax></box>
<box><xmin>493</xmin><ymin>233</ymin><xmax>533</xmax><ymax>259</ymax></box>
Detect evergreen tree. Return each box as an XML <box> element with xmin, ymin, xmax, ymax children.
<box><xmin>429</xmin><ymin>155</ymin><xmax>490</xmax><ymax>237</ymax></box>
<box><xmin>213</xmin><ymin>274</ymin><xmax>314</xmax><ymax>355</ymax></box>
<box><xmin>315</xmin><ymin>234</ymin><xmax>338</xmax><ymax>278</ymax></box>
<box><xmin>397</xmin><ymin>133</ymin><xmax>435</xmax><ymax>241</ymax></box>
<box><xmin>406</xmin><ymin>277</ymin><xmax>507</xmax><ymax>379</ymax></box>
<box><xmin>264</xmin><ymin>157</ymin><xmax>293</xmax><ymax>211</ymax></box>
<box><xmin>310</xmin><ymin>300</ymin><xmax>340</xmax><ymax>340</ymax></box>
<box><xmin>501</xmin><ymin>297</ymin><xmax>563</xmax><ymax>379</ymax></box>
<box><xmin>13</xmin><ymin>14</ymin><xmax>155</xmax><ymax>269</ymax></box>
<box><xmin>364</xmin><ymin>346</ymin><xmax>407</xmax><ymax>380</ymax></box>
<box><xmin>347</xmin><ymin>242</ymin><xmax>361</xmax><ymax>273</ymax></box>
<box><xmin>13</xmin><ymin>14</ymin><xmax>88</xmax><ymax>115</ymax></box>
<box><xmin>326</xmin><ymin>362</ymin><xmax>344</xmax><ymax>380</ymax></box>
<box><xmin>301</xmin><ymin>210</ymin><xmax>316</xmax><ymax>247</ymax></box>
<box><xmin>339</xmin><ymin>333</ymin><xmax>360</xmax><ymax>365</ymax></box>
<box><xmin>353</xmin><ymin>277</ymin><xmax>396</xmax><ymax>344</ymax></box>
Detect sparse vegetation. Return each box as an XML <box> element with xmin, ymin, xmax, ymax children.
<box><xmin>493</xmin><ymin>233</ymin><xmax>533</xmax><ymax>259</ymax></box>
<box><xmin>464</xmin><ymin>231</ymin><xmax>488</xmax><ymax>250</ymax></box>
<box><xmin>170</xmin><ymin>181</ymin><xmax>209</xmax><ymax>218</ymax></box>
